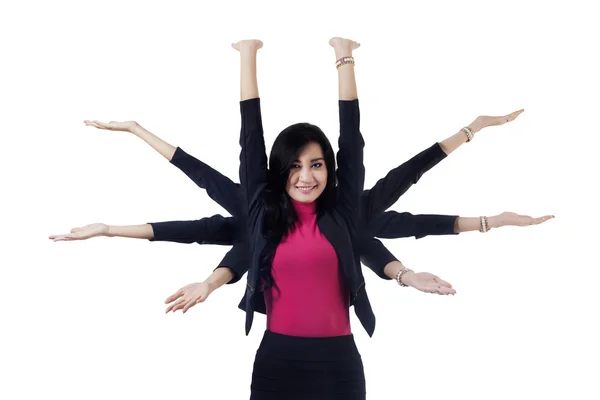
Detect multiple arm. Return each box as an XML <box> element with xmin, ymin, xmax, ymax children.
<box><xmin>56</xmin><ymin>40</ymin><xmax>551</xmax><ymax>310</ymax></box>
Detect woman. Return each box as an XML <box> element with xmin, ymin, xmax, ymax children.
<box><xmin>49</xmin><ymin>121</ymin><xmax>554</xmax><ymax>312</ymax></box>
<box><xmin>226</xmin><ymin>37</ymin><xmax>371</xmax><ymax>398</ymax></box>
<box><xmin>49</xmin><ymin>37</ymin><xmax>554</xmax><ymax>398</ymax></box>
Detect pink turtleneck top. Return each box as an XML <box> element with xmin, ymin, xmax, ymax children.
<box><xmin>264</xmin><ymin>199</ymin><xmax>351</xmax><ymax>337</ymax></box>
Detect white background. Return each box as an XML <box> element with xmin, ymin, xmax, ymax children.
<box><xmin>1</xmin><ymin>0</ymin><xmax>598</xmax><ymax>399</ymax></box>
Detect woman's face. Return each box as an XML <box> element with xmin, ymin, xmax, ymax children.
<box><xmin>285</xmin><ymin>142</ymin><xmax>328</xmax><ymax>204</ymax></box>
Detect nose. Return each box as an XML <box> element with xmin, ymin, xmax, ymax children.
<box><xmin>298</xmin><ymin>166</ymin><xmax>314</xmax><ymax>183</ymax></box>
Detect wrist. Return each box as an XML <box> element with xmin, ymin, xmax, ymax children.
<box><xmin>401</xmin><ymin>270</ymin><xmax>416</xmax><ymax>286</ymax></box>
<box><xmin>204</xmin><ymin>281</ymin><xmax>218</xmax><ymax>294</ymax></box>
<box><xmin>334</xmin><ymin>49</ymin><xmax>353</xmax><ymax>60</ymax></box>
<box><xmin>394</xmin><ymin>263</ymin><xmax>414</xmax><ymax>287</ymax></box>
<box><xmin>105</xmin><ymin>225</ymin><xmax>113</xmax><ymax>237</ymax></box>
<box><xmin>128</xmin><ymin>122</ymin><xmax>141</xmax><ymax>135</ymax></box>
<box><xmin>487</xmin><ymin>215</ymin><xmax>502</xmax><ymax>229</ymax></box>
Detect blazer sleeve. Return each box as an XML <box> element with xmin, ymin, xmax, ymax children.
<box><xmin>368</xmin><ymin>211</ymin><xmax>459</xmax><ymax>240</ymax></box>
<box><xmin>148</xmin><ymin>215</ymin><xmax>236</xmax><ymax>245</ymax></box>
<box><xmin>335</xmin><ymin>99</ymin><xmax>365</xmax><ymax>231</ymax></box>
<box><xmin>359</xmin><ymin>238</ymin><xmax>398</xmax><ymax>280</ymax></box>
<box><xmin>360</xmin><ymin>143</ymin><xmax>447</xmax><ymax>222</ymax></box>
<box><xmin>238</xmin><ymin>98</ymin><xmax>267</xmax><ymax>229</ymax></box>
<box><xmin>170</xmin><ymin>147</ymin><xmax>242</xmax><ymax>217</ymax></box>
<box><xmin>214</xmin><ymin>242</ymin><xmax>250</xmax><ymax>284</ymax></box>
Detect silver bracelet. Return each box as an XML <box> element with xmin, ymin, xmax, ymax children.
<box><xmin>479</xmin><ymin>216</ymin><xmax>489</xmax><ymax>233</ymax></box>
<box><xmin>335</xmin><ymin>56</ymin><xmax>355</xmax><ymax>69</ymax></box>
<box><xmin>395</xmin><ymin>267</ymin><xmax>412</xmax><ymax>287</ymax></box>
<box><xmin>462</xmin><ymin>126</ymin><xmax>474</xmax><ymax>142</ymax></box>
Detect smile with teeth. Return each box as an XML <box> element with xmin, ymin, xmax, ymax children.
<box><xmin>296</xmin><ymin>185</ymin><xmax>316</xmax><ymax>193</ymax></box>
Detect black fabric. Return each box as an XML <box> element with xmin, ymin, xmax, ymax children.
<box><xmin>250</xmin><ymin>330</ymin><xmax>366</xmax><ymax>400</ymax></box>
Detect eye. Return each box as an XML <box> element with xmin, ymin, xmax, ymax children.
<box><xmin>291</xmin><ymin>164</ymin><xmax>301</xmax><ymax>169</ymax></box>
<box><xmin>312</xmin><ymin>163</ymin><xmax>323</xmax><ymax>168</ymax></box>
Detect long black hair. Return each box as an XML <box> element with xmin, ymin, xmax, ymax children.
<box><xmin>259</xmin><ymin>122</ymin><xmax>337</xmax><ymax>291</ymax></box>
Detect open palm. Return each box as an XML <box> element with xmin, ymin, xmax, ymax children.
<box><xmin>84</xmin><ymin>120</ymin><xmax>137</xmax><ymax>132</ymax></box>
<box><xmin>405</xmin><ymin>272</ymin><xmax>456</xmax><ymax>295</ymax></box>
<box><xmin>49</xmin><ymin>223</ymin><xmax>108</xmax><ymax>242</ymax></box>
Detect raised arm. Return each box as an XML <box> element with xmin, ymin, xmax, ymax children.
<box><xmin>232</xmin><ymin>40</ymin><xmax>267</xmax><ymax>222</ymax></box>
<box><xmin>329</xmin><ymin>37</ymin><xmax>363</xmax><ymax>228</ymax></box>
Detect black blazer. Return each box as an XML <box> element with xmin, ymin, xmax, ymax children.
<box><xmin>149</xmin><ymin>143</ymin><xmax>458</xmax><ymax>283</ymax></box>
<box><xmin>238</xmin><ymin>98</ymin><xmax>368</xmax><ymax>336</ymax></box>
<box><xmin>151</xmin><ymin>99</ymin><xmax>457</xmax><ymax>336</ymax></box>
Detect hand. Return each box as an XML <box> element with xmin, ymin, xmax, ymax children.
<box><xmin>490</xmin><ymin>212</ymin><xmax>555</xmax><ymax>229</ymax></box>
<box><xmin>402</xmin><ymin>271</ymin><xmax>456</xmax><ymax>295</ymax></box>
<box><xmin>49</xmin><ymin>223</ymin><xmax>109</xmax><ymax>242</ymax></box>
<box><xmin>329</xmin><ymin>37</ymin><xmax>360</xmax><ymax>58</ymax></box>
<box><xmin>164</xmin><ymin>282</ymin><xmax>213</xmax><ymax>314</ymax></box>
<box><xmin>84</xmin><ymin>120</ymin><xmax>138</xmax><ymax>133</ymax></box>
<box><xmin>467</xmin><ymin>109</ymin><xmax>524</xmax><ymax>134</ymax></box>
<box><xmin>231</xmin><ymin>39</ymin><xmax>263</xmax><ymax>52</ymax></box>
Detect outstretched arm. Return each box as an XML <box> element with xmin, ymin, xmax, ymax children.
<box><xmin>83</xmin><ymin>120</ymin><xmax>177</xmax><ymax>161</ymax></box>
<box><xmin>368</xmin><ymin>210</ymin><xmax>554</xmax><ymax>240</ymax></box>
<box><xmin>164</xmin><ymin>241</ymin><xmax>252</xmax><ymax>313</ymax></box>
<box><xmin>83</xmin><ymin>120</ymin><xmax>241</xmax><ymax>216</ymax></box>
<box><xmin>49</xmin><ymin>215</ymin><xmax>237</xmax><ymax>244</ymax></box>
<box><xmin>49</xmin><ymin>223</ymin><xmax>154</xmax><ymax>241</ymax></box>
<box><xmin>359</xmin><ymin>238</ymin><xmax>455</xmax><ymax>295</ymax></box>
<box><xmin>361</xmin><ymin>109</ymin><xmax>525</xmax><ymax>220</ymax></box>
<box><xmin>169</xmin><ymin>147</ymin><xmax>241</xmax><ymax>217</ymax></box>
<box><xmin>439</xmin><ymin>109</ymin><xmax>524</xmax><ymax>155</ymax></box>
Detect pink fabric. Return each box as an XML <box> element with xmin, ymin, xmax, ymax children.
<box><xmin>264</xmin><ymin>199</ymin><xmax>351</xmax><ymax>337</ymax></box>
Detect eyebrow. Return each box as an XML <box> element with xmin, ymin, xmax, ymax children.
<box><xmin>294</xmin><ymin>157</ymin><xmax>325</xmax><ymax>163</ymax></box>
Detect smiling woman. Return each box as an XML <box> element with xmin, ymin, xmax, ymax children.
<box><xmin>46</xmin><ymin>34</ymin><xmax>557</xmax><ymax>400</ymax></box>
<box><xmin>285</xmin><ymin>141</ymin><xmax>328</xmax><ymax>203</ymax></box>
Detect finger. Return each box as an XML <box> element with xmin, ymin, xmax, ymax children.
<box><xmin>434</xmin><ymin>276</ymin><xmax>453</xmax><ymax>288</ymax></box>
<box><xmin>165</xmin><ymin>297</ymin><xmax>186</xmax><ymax>313</ymax></box>
<box><xmin>164</xmin><ymin>289</ymin><xmax>184</xmax><ymax>304</ymax></box>
<box><xmin>166</xmin><ymin>297</ymin><xmax>187</xmax><ymax>313</ymax></box>
<box><xmin>182</xmin><ymin>298</ymin><xmax>200</xmax><ymax>313</ymax></box>
<box><xmin>83</xmin><ymin>120</ymin><xmax>105</xmax><ymax>129</ymax></box>
<box><xmin>438</xmin><ymin>286</ymin><xmax>456</xmax><ymax>295</ymax></box>
<box><xmin>532</xmin><ymin>215</ymin><xmax>555</xmax><ymax>225</ymax></box>
<box><xmin>171</xmin><ymin>298</ymin><xmax>189</xmax><ymax>312</ymax></box>
<box><xmin>51</xmin><ymin>234</ymin><xmax>75</xmax><ymax>241</ymax></box>
<box><xmin>420</xmin><ymin>285</ymin><xmax>438</xmax><ymax>294</ymax></box>
<box><xmin>504</xmin><ymin>109</ymin><xmax>525</xmax><ymax>121</ymax></box>
<box><xmin>427</xmin><ymin>284</ymin><xmax>454</xmax><ymax>295</ymax></box>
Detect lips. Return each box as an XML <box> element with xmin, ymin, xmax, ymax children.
<box><xmin>296</xmin><ymin>185</ymin><xmax>316</xmax><ymax>194</ymax></box>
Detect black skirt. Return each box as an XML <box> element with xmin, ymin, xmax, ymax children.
<box><xmin>250</xmin><ymin>330</ymin><xmax>366</xmax><ymax>400</ymax></box>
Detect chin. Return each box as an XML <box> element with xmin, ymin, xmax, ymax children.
<box><xmin>292</xmin><ymin>196</ymin><xmax>317</xmax><ymax>204</ymax></box>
